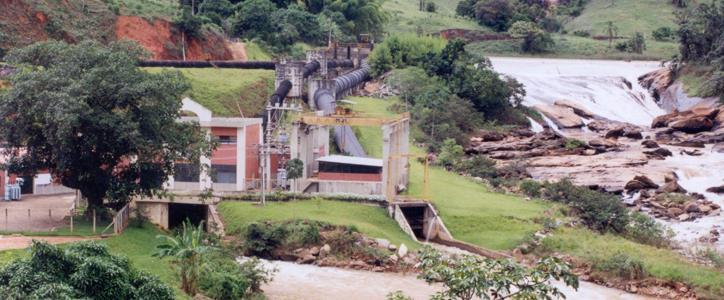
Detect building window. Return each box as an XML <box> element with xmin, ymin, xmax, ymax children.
<box><xmin>211</xmin><ymin>164</ymin><xmax>236</xmax><ymax>184</ymax></box>
<box><xmin>217</xmin><ymin>135</ymin><xmax>237</xmax><ymax>144</ymax></box>
<box><xmin>174</xmin><ymin>163</ymin><xmax>200</xmax><ymax>182</ymax></box>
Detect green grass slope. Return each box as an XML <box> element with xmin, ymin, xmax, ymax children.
<box><xmin>384</xmin><ymin>0</ymin><xmax>491</xmax><ymax>35</ymax></box>
<box><xmin>351</xmin><ymin>97</ymin><xmax>550</xmax><ymax>250</ymax></box>
<box><xmin>217</xmin><ymin>200</ymin><xmax>418</xmax><ymax>248</ymax></box>
<box><xmin>467</xmin><ymin>34</ymin><xmax>678</xmax><ymax>60</ymax></box>
<box><xmin>146</xmin><ymin>68</ymin><xmax>275</xmax><ymax>117</ymax></box>
<box><xmin>563</xmin><ymin>0</ymin><xmax>678</xmax><ymax>37</ymax></box>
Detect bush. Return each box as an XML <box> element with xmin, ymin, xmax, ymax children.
<box><xmin>457</xmin><ymin>155</ymin><xmax>498</xmax><ymax>178</ymax></box>
<box><xmin>519</xmin><ymin>180</ymin><xmax>542</xmax><ymax>197</ymax></box>
<box><xmin>596</xmin><ymin>252</ymin><xmax>648</xmax><ymax>280</ymax></box>
<box><xmin>199</xmin><ymin>254</ymin><xmax>275</xmax><ymax>299</ymax></box>
<box><xmin>0</xmin><ymin>241</ymin><xmax>173</xmax><ymax>300</ymax></box>
<box><xmin>436</xmin><ymin>138</ymin><xmax>464</xmax><ymax>169</ymax></box>
<box><xmin>543</xmin><ymin>179</ymin><xmax>630</xmax><ymax>234</ymax></box>
<box><xmin>615</xmin><ymin>32</ymin><xmax>646</xmax><ymax>54</ymax></box>
<box><xmin>652</xmin><ymin>26</ymin><xmax>674</xmax><ymax>41</ymax></box>
<box><xmin>425</xmin><ymin>2</ymin><xmax>437</xmax><ymax>13</ymax></box>
<box><xmin>368</xmin><ymin>34</ymin><xmax>446</xmax><ymax>76</ymax></box>
<box><xmin>508</xmin><ymin>21</ymin><xmax>554</xmax><ymax>53</ymax></box>
<box><xmin>243</xmin><ymin>222</ymin><xmax>288</xmax><ymax>257</ymax></box>
<box><xmin>474</xmin><ymin>0</ymin><xmax>514</xmax><ymax>32</ymax></box>
<box><xmin>564</xmin><ymin>138</ymin><xmax>586</xmax><ymax>149</ymax></box>
<box><xmin>572</xmin><ymin>30</ymin><xmax>591</xmax><ymax>37</ymax></box>
<box><xmin>624</xmin><ymin>212</ymin><xmax>672</xmax><ymax>247</ymax></box>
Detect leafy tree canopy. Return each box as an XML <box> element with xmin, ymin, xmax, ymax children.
<box><xmin>0</xmin><ymin>41</ymin><xmax>211</xmax><ymax>212</ymax></box>
<box><xmin>0</xmin><ymin>241</ymin><xmax>174</xmax><ymax>300</ymax></box>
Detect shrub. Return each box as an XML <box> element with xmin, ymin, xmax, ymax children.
<box><xmin>596</xmin><ymin>252</ymin><xmax>648</xmax><ymax>280</ymax></box>
<box><xmin>564</xmin><ymin>138</ymin><xmax>586</xmax><ymax>149</ymax></box>
<box><xmin>436</xmin><ymin>138</ymin><xmax>464</xmax><ymax>169</ymax></box>
<box><xmin>199</xmin><ymin>254</ymin><xmax>275</xmax><ymax>299</ymax></box>
<box><xmin>615</xmin><ymin>32</ymin><xmax>646</xmax><ymax>54</ymax></box>
<box><xmin>243</xmin><ymin>222</ymin><xmax>288</xmax><ymax>257</ymax></box>
<box><xmin>519</xmin><ymin>180</ymin><xmax>542</xmax><ymax>197</ymax></box>
<box><xmin>425</xmin><ymin>2</ymin><xmax>437</xmax><ymax>13</ymax></box>
<box><xmin>387</xmin><ymin>290</ymin><xmax>413</xmax><ymax>300</ymax></box>
<box><xmin>624</xmin><ymin>212</ymin><xmax>673</xmax><ymax>247</ymax></box>
<box><xmin>508</xmin><ymin>21</ymin><xmax>554</xmax><ymax>53</ymax></box>
<box><xmin>457</xmin><ymin>155</ymin><xmax>498</xmax><ymax>178</ymax></box>
<box><xmin>572</xmin><ymin>30</ymin><xmax>591</xmax><ymax>37</ymax></box>
<box><xmin>652</xmin><ymin>26</ymin><xmax>674</xmax><ymax>41</ymax></box>
<box><xmin>0</xmin><ymin>241</ymin><xmax>173</xmax><ymax>300</ymax></box>
<box><xmin>474</xmin><ymin>0</ymin><xmax>514</xmax><ymax>32</ymax></box>
<box><xmin>543</xmin><ymin>179</ymin><xmax>630</xmax><ymax>233</ymax></box>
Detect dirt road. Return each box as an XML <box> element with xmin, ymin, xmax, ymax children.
<box><xmin>0</xmin><ymin>235</ymin><xmax>95</xmax><ymax>251</ymax></box>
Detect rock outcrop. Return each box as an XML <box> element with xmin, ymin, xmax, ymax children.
<box><xmin>534</xmin><ymin>104</ymin><xmax>584</xmax><ymax>128</ymax></box>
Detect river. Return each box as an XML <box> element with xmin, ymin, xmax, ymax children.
<box><xmin>258</xmin><ymin>259</ymin><xmax>652</xmax><ymax>300</ymax></box>
<box><xmin>489</xmin><ymin>57</ymin><xmax>723</xmax><ymax>251</ymax></box>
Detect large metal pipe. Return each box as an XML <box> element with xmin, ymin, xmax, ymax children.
<box><xmin>313</xmin><ymin>63</ymin><xmax>371</xmax><ymax>157</ymax></box>
<box><xmin>139</xmin><ymin>60</ymin><xmax>277</xmax><ymax>69</ymax></box>
<box><xmin>263</xmin><ymin>80</ymin><xmax>293</xmax><ymax>127</ymax></box>
<box><xmin>139</xmin><ymin>59</ymin><xmax>354</xmax><ymax>70</ymax></box>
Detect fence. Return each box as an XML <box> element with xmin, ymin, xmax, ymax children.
<box><xmin>0</xmin><ymin>206</ymin><xmax>75</xmax><ymax>232</ymax></box>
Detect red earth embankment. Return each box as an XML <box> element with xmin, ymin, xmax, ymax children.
<box><xmin>115</xmin><ymin>16</ymin><xmax>232</xmax><ymax>60</ymax></box>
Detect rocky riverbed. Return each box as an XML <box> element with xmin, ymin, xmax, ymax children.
<box><xmin>487</xmin><ymin>57</ymin><xmax>724</xmax><ymax>252</ymax></box>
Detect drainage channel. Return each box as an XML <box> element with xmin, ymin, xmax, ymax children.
<box><xmin>387</xmin><ymin>201</ymin><xmax>509</xmax><ymax>259</ymax></box>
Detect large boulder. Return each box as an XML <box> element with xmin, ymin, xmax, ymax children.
<box><xmin>588</xmin><ymin>138</ymin><xmax>617</xmax><ymax>148</ymax></box>
<box><xmin>651</xmin><ymin>111</ymin><xmax>681</xmax><ymax>128</ymax></box>
<box><xmin>670</xmin><ymin>116</ymin><xmax>714</xmax><ymax>133</ymax></box>
<box><xmin>661</xmin><ymin>181</ymin><xmax>687</xmax><ymax>193</ymax></box>
<box><xmin>633</xmin><ymin>175</ymin><xmax>659</xmax><ymax>189</ymax></box>
<box><xmin>641</xmin><ymin>140</ymin><xmax>659</xmax><ymax>148</ymax></box>
<box><xmin>535</xmin><ymin>104</ymin><xmax>584</xmax><ymax>128</ymax></box>
<box><xmin>691</xmin><ymin>106</ymin><xmax>720</xmax><ymax>119</ymax></box>
<box><xmin>644</xmin><ymin>147</ymin><xmax>672</xmax><ymax>158</ymax></box>
<box><xmin>554</xmin><ymin>100</ymin><xmax>595</xmax><ymax>118</ymax></box>
<box><xmin>706</xmin><ymin>185</ymin><xmax>724</xmax><ymax>194</ymax></box>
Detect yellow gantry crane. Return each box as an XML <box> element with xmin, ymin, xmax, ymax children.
<box><xmin>299</xmin><ymin>110</ymin><xmax>429</xmax><ymax>203</ymax></box>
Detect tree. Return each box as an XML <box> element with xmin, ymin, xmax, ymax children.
<box><xmin>436</xmin><ymin>138</ymin><xmax>464</xmax><ymax>169</ymax></box>
<box><xmin>0</xmin><ymin>41</ymin><xmax>211</xmax><ymax>214</ymax></box>
<box><xmin>417</xmin><ymin>247</ymin><xmax>579</xmax><ymax>300</ymax></box>
<box><xmin>155</xmin><ymin>220</ymin><xmax>216</xmax><ymax>296</ymax></box>
<box><xmin>604</xmin><ymin>21</ymin><xmax>618</xmax><ymax>48</ymax></box>
<box><xmin>174</xmin><ymin>8</ymin><xmax>204</xmax><ymax>60</ymax></box>
<box><xmin>285</xmin><ymin>158</ymin><xmax>303</xmax><ymax>192</ymax></box>
<box><xmin>474</xmin><ymin>0</ymin><xmax>514</xmax><ymax>32</ymax></box>
<box><xmin>0</xmin><ymin>241</ymin><xmax>174</xmax><ymax>299</ymax></box>
<box><xmin>325</xmin><ymin>0</ymin><xmax>388</xmax><ymax>37</ymax></box>
<box><xmin>508</xmin><ymin>21</ymin><xmax>554</xmax><ymax>53</ymax></box>
<box><xmin>456</xmin><ymin>0</ymin><xmax>478</xmax><ymax>18</ymax></box>
<box><xmin>232</xmin><ymin>0</ymin><xmax>276</xmax><ymax>38</ymax></box>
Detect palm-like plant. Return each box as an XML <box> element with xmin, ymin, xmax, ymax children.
<box><xmin>154</xmin><ymin>220</ymin><xmax>215</xmax><ymax>296</ymax></box>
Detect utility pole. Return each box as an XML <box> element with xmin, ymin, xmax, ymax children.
<box><xmin>260</xmin><ymin>101</ymin><xmax>302</xmax><ymax>206</ymax></box>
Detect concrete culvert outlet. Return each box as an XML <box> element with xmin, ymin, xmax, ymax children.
<box><xmin>168</xmin><ymin>203</ymin><xmax>208</xmax><ymax>229</ymax></box>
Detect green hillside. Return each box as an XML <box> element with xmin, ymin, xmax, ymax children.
<box><xmin>563</xmin><ymin>0</ymin><xmax>679</xmax><ymax>37</ymax></box>
<box><xmin>383</xmin><ymin>0</ymin><xmax>491</xmax><ymax>35</ymax></box>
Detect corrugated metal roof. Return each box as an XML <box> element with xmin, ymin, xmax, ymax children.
<box><xmin>316</xmin><ymin>155</ymin><xmax>383</xmax><ymax>167</ymax></box>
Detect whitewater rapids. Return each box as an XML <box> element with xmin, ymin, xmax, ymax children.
<box><xmin>490</xmin><ymin>57</ymin><xmax>723</xmax><ymax>251</ymax></box>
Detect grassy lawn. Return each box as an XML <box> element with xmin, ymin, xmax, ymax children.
<box><xmin>563</xmin><ymin>0</ymin><xmax>679</xmax><ymax>38</ymax></box>
<box><xmin>467</xmin><ymin>34</ymin><xmax>678</xmax><ymax>61</ymax></box>
<box><xmin>217</xmin><ymin>200</ymin><xmax>418</xmax><ymax>249</ymax></box>
<box><xmin>146</xmin><ymin>68</ymin><xmax>274</xmax><ymax>117</ymax></box>
<box><xmin>384</xmin><ymin>0</ymin><xmax>491</xmax><ymax>35</ymax></box>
